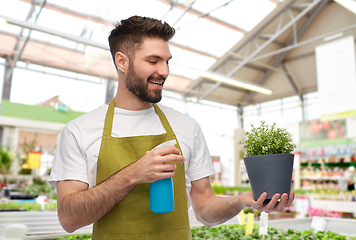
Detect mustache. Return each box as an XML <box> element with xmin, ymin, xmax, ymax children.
<box><xmin>148</xmin><ymin>75</ymin><xmax>166</xmax><ymax>81</ymax></box>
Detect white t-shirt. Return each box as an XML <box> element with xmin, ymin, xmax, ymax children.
<box><xmin>49</xmin><ymin>103</ymin><xmax>215</xmax><ymax>206</ymax></box>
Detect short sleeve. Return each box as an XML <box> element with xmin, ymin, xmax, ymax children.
<box><xmin>49</xmin><ymin>122</ymin><xmax>89</xmax><ymax>188</ymax></box>
<box><xmin>186</xmin><ymin>122</ymin><xmax>215</xmax><ymax>182</ymax></box>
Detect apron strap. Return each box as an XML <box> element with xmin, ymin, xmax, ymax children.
<box><xmin>153</xmin><ymin>104</ymin><xmax>183</xmax><ymax>151</ymax></box>
<box><xmin>153</xmin><ymin>104</ymin><xmax>173</xmax><ymax>133</ymax></box>
<box><xmin>103</xmin><ymin>99</ymin><xmax>115</xmax><ymax>137</ymax></box>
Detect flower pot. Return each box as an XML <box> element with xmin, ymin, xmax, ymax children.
<box><xmin>243</xmin><ymin>153</ymin><xmax>294</xmax><ymax>204</ymax></box>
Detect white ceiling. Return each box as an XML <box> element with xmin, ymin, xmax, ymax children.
<box><xmin>0</xmin><ymin>0</ymin><xmax>355</xmax><ymax>107</ymax></box>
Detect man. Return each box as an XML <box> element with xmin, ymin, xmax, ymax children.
<box><xmin>49</xmin><ymin>15</ymin><xmax>294</xmax><ymax>239</ymax></box>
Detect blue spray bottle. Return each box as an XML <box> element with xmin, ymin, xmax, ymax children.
<box><xmin>149</xmin><ymin>140</ymin><xmax>177</xmax><ymax>213</ymax></box>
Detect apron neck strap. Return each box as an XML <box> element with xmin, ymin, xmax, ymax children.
<box><xmin>153</xmin><ymin>103</ymin><xmax>174</xmax><ymax>134</ymax></box>
<box><xmin>103</xmin><ymin>99</ymin><xmax>115</xmax><ymax>137</ymax></box>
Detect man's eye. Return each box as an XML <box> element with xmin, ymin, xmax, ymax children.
<box><xmin>149</xmin><ymin>61</ymin><xmax>157</xmax><ymax>64</ymax></box>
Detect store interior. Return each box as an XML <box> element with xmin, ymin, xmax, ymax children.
<box><xmin>0</xmin><ymin>0</ymin><xmax>356</xmax><ymax>239</ymax></box>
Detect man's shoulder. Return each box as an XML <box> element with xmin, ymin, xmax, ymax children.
<box><xmin>157</xmin><ymin>103</ymin><xmax>198</xmax><ymax>125</ymax></box>
<box><xmin>67</xmin><ymin>104</ymin><xmax>107</xmax><ymax>128</ymax></box>
<box><xmin>157</xmin><ymin>104</ymin><xmax>190</xmax><ymax>118</ymax></box>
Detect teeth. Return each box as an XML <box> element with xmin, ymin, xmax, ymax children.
<box><xmin>150</xmin><ymin>80</ymin><xmax>163</xmax><ymax>85</ymax></box>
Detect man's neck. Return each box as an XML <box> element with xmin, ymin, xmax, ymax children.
<box><xmin>114</xmin><ymin>98</ymin><xmax>153</xmax><ymax>111</ymax></box>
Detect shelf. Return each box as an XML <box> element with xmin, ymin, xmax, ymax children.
<box><xmin>300</xmin><ymin>162</ymin><xmax>356</xmax><ymax>168</ymax></box>
<box><xmin>309</xmin><ymin>199</ymin><xmax>356</xmax><ymax>215</ymax></box>
<box><xmin>300</xmin><ymin>176</ymin><xmax>346</xmax><ymax>181</ymax></box>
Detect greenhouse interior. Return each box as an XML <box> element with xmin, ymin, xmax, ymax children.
<box><xmin>0</xmin><ymin>0</ymin><xmax>356</xmax><ymax>239</ymax></box>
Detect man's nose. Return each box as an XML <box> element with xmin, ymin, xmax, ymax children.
<box><xmin>157</xmin><ymin>62</ymin><xmax>169</xmax><ymax>78</ymax></box>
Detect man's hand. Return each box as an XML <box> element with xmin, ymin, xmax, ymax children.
<box><xmin>57</xmin><ymin>145</ymin><xmax>184</xmax><ymax>233</ymax></box>
<box><xmin>124</xmin><ymin>145</ymin><xmax>185</xmax><ymax>185</ymax></box>
<box><xmin>190</xmin><ymin>177</ymin><xmax>295</xmax><ymax>227</ymax></box>
<box><xmin>239</xmin><ymin>191</ymin><xmax>295</xmax><ymax>213</ymax></box>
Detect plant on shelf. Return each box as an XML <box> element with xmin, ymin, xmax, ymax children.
<box><xmin>19</xmin><ymin>177</ymin><xmax>57</xmax><ymax>200</ymax></box>
<box><xmin>239</xmin><ymin>121</ymin><xmax>296</xmax><ymax>203</ymax></box>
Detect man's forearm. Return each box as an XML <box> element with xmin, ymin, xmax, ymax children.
<box><xmin>195</xmin><ymin>191</ymin><xmax>292</xmax><ymax>227</ymax></box>
<box><xmin>58</xmin><ymin>167</ymin><xmax>137</xmax><ymax>233</ymax></box>
<box><xmin>195</xmin><ymin>195</ymin><xmax>244</xmax><ymax>227</ymax></box>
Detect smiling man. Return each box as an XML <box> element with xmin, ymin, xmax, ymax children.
<box><xmin>49</xmin><ymin>15</ymin><xmax>294</xmax><ymax>239</ymax></box>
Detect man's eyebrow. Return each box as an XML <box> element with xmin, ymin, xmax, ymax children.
<box><xmin>145</xmin><ymin>55</ymin><xmax>172</xmax><ymax>61</ymax></box>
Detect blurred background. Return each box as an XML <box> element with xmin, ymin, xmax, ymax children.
<box><xmin>0</xmin><ymin>0</ymin><xmax>356</xmax><ymax>238</ymax></box>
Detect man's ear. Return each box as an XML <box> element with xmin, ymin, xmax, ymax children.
<box><xmin>115</xmin><ymin>52</ymin><xmax>129</xmax><ymax>73</ymax></box>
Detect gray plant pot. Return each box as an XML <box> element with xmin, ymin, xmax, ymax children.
<box><xmin>243</xmin><ymin>153</ymin><xmax>294</xmax><ymax>204</ymax></box>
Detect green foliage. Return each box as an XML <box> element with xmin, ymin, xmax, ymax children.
<box><xmin>0</xmin><ymin>147</ymin><xmax>13</xmax><ymax>171</ymax></box>
<box><xmin>239</xmin><ymin>121</ymin><xmax>296</xmax><ymax>157</ymax></box>
<box><xmin>191</xmin><ymin>224</ymin><xmax>356</xmax><ymax>240</ymax></box>
<box><xmin>212</xmin><ymin>186</ymin><xmax>251</xmax><ymax>195</ymax></box>
<box><xmin>20</xmin><ymin>178</ymin><xmax>57</xmax><ymax>199</ymax></box>
<box><xmin>18</xmin><ymin>168</ymin><xmax>32</xmax><ymax>175</ymax></box>
<box><xmin>44</xmin><ymin>202</ymin><xmax>57</xmax><ymax>211</ymax></box>
<box><xmin>19</xmin><ymin>202</ymin><xmax>42</xmax><ymax>211</ymax></box>
<box><xmin>57</xmin><ymin>234</ymin><xmax>92</xmax><ymax>240</ymax></box>
<box><xmin>0</xmin><ymin>202</ymin><xmax>20</xmax><ymax>210</ymax></box>
<box><xmin>0</xmin><ymin>202</ymin><xmax>42</xmax><ymax>211</ymax></box>
<box><xmin>51</xmin><ymin>224</ymin><xmax>356</xmax><ymax>240</ymax></box>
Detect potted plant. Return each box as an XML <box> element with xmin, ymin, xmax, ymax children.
<box><xmin>239</xmin><ymin>121</ymin><xmax>296</xmax><ymax>204</ymax></box>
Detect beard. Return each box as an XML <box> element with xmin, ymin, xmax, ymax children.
<box><xmin>125</xmin><ymin>61</ymin><xmax>165</xmax><ymax>103</ymax></box>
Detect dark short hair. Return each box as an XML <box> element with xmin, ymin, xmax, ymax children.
<box><xmin>108</xmin><ymin>15</ymin><xmax>175</xmax><ymax>64</ymax></box>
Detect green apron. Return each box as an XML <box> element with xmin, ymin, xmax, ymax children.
<box><xmin>92</xmin><ymin>99</ymin><xmax>192</xmax><ymax>240</ymax></box>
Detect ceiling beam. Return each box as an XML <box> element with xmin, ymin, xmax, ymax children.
<box><xmin>242</xmin><ymin>0</ymin><xmax>330</xmax><ymax>104</ymax></box>
<box><xmin>249</xmin><ymin>22</ymin><xmax>356</xmax><ymax>62</ymax></box>
<box><xmin>281</xmin><ymin>62</ymin><xmax>302</xmax><ymax>100</ymax></box>
<box><xmin>18</xmin><ymin>0</ymin><xmax>217</xmax><ymax>60</ymax></box>
<box><xmin>209</xmin><ymin>0</ymin><xmax>299</xmax><ymax>72</ymax></box>
<box><xmin>228</xmin><ymin>60</ymin><xmax>266</xmax><ymax>73</ymax></box>
<box><xmin>0</xmin><ymin>14</ymin><xmax>109</xmax><ymax>49</ymax></box>
<box><xmin>183</xmin><ymin>0</ymin><xmax>299</xmax><ymax>98</ymax></box>
<box><xmin>0</xmin><ymin>30</ymin><xmax>193</xmax><ymax>89</ymax></box>
<box><xmin>157</xmin><ymin>0</ymin><xmax>247</xmax><ymax>34</ymax></box>
<box><xmin>188</xmin><ymin>0</ymin><xmax>323</xmax><ymax>102</ymax></box>
<box><xmin>19</xmin><ymin>0</ymin><xmax>114</xmax><ymax>25</ymax></box>
<box><xmin>227</xmin><ymin>0</ymin><xmax>321</xmax><ymax>78</ymax></box>
<box><xmin>5</xmin><ymin>0</ymin><xmax>46</xmax><ymax>83</ymax></box>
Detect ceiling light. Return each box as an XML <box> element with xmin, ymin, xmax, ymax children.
<box><xmin>200</xmin><ymin>71</ymin><xmax>273</xmax><ymax>95</ymax></box>
<box><xmin>334</xmin><ymin>0</ymin><xmax>356</xmax><ymax>14</ymax></box>
<box><xmin>170</xmin><ymin>62</ymin><xmax>272</xmax><ymax>95</ymax></box>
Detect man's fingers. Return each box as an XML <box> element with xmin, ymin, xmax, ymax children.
<box><xmin>163</xmin><ymin>163</ymin><xmax>177</xmax><ymax>172</ymax></box>
<box><xmin>163</xmin><ymin>154</ymin><xmax>186</xmax><ymax>163</ymax></box>
<box><xmin>154</xmin><ymin>145</ymin><xmax>181</xmax><ymax>156</ymax></box>
<box><xmin>263</xmin><ymin>192</ymin><xmax>293</xmax><ymax>212</ymax></box>
<box><xmin>285</xmin><ymin>192</ymin><xmax>295</xmax><ymax>207</ymax></box>
<box><xmin>253</xmin><ymin>192</ymin><xmax>267</xmax><ymax>209</ymax></box>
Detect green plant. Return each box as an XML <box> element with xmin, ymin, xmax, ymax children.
<box><xmin>239</xmin><ymin>121</ymin><xmax>296</xmax><ymax>157</ymax></box>
<box><xmin>57</xmin><ymin>234</ymin><xmax>92</xmax><ymax>240</ymax></box>
<box><xmin>0</xmin><ymin>202</ymin><xmax>20</xmax><ymax>210</ymax></box>
<box><xmin>191</xmin><ymin>224</ymin><xmax>355</xmax><ymax>239</ymax></box>
<box><xmin>52</xmin><ymin>224</ymin><xmax>356</xmax><ymax>240</ymax></box>
<box><xmin>20</xmin><ymin>202</ymin><xmax>42</xmax><ymax>211</ymax></box>
<box><xmin>20</xmin><ymin>178</ymin><xmax>57</xmax><ymax>199</ymax></box>
<box><xmin>44</xmin><ymin>202</ymin><xmax>57</xmax><ymax>211</ymax></box>
<box><xmin>0</xmin><ymin>147</ymin><xmax>14</xmax><ymax>185</ymax></box>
